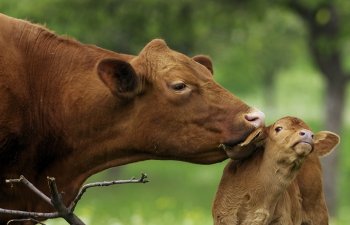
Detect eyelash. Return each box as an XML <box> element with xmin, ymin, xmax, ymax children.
<box><xmin>275</xmin><ymin>126</ymin><xmax>283</xmax><ymax>133</ymax></box>
<box><xmin>171</xmin><ymin>82</ymin><xmax>187</xmax><ymax>91</ymax></box>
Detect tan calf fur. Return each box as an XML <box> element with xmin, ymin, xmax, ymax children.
<box><xmin>0</xmin><ymin>13</ymin><xmax>265</xmax><ymax>223</ymax></box>
<box><xmin>213</xmin><ymin>116</ymin><xmax>339</xmax><ymax>225</ymax></box>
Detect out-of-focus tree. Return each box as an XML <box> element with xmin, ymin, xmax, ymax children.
<box><xmin>223</xmin><ymin>0</ymin><xmax>350</xmax><ymax>215</ymax></box>
<box><xmin>0</xmin><ymin>0</ymin><xmax>201</xmax><ymax>54</ymax></box>
<box><xmin>1</xmin><ymin>0</ymin><xmax>347</xmax><ymax>216</ymax></box>
<box><xmin>0</xmin><ymin>0</ymin><xmax>302</xmax><ymax>99</ymax></box>
<box><xmin>249</xmin><ymin>9</ymin><xmax>303</xmax><ymax>110</ymax></box>
<box><xmin>213</xmin><ymin>7</ymin><xmax>304</xmax><ymax>110</ymax></box>
<box><xmin>283</xmin><ymin>0</ymin><xmax>350</xmax><ymax>215</ymax></box>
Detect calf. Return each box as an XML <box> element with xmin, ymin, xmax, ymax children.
<box><xmin>213</xmin><ymin>116</ymin><xmax>339</xmax><ymax>225</ymax></box>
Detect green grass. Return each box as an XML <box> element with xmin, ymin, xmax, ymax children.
<box><xmin>47</xmin><ymin>161</ymin><xmax>227</xmax><ymax>225</ymax></box>
<box><xmin>46</xmin><ymin>66</ymin><xmax>350</xmax><ymax>225</ymax></box>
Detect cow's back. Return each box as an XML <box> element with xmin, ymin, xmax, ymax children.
<box><xmin>0</xmin><ymin>14</ymin><xmax>26</xmax><ymax>169</ymax></box>
<box><xmin>0</xmin><ymin>14</ymin><xmax>104</xmax><ymax>214</ymax></box>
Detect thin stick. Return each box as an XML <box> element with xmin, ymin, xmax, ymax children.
<box><xmin>7</xmin><ymin>218</ymin><xmax>46</xmax><ymax>225</ymax></box>
<box><xmin>5</xmin><ymin>175</ymin><xmax>52</xmax><ymax>206</ymax></box>
<box><xmin>0</xmin><ymin>208</ymin><xmax>59</xmax><ymax>218</ymax></box>
<box><xmin>1</xmin><ymin>173</ymin><xmax>149</xmax><ymax>225</ymax></box>
<box><xmin>69</xmin><ymin>173</ymin><xmax>148</xmax><ymax>212</ymax></box>
<box><xmin>47</xmin><ymin>177</ymin><xmax>85</xmax><ymax>225</ymax></box>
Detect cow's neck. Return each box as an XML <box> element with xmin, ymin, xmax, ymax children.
<box><xmin>9</xmin><ymin>19</ymin><xmax>145</xmax><ymax>202</ymax></box>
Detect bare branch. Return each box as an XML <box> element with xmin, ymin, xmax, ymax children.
<box><xmin>47</xmin><ymin>177</ymin><xmax>69</xmax><ymax>214</ymax></box>
<box><xmin>4</xmin><ymin>176</ymin><xmax>84</xmax><ymax>224</ymax></box>
<box><xmin>6</xmin><ymin>175</ymin><xmax>52</xmax><ymax>206</ymax></box>
<box><xmin>7</xmin><ymin>218</ymin><xmax>46</xmax><ymax>225</ymax></box>
<box><xmin>1</xmin><ymin>173</ymin><xmax>149</xmax><ymax>225</ymax></box>
<box><xmin>0</xmin><ymin>208</ymin><xmax>59</xmax><ymax>218</ymax></box>
<box><xmin>69</xmin><ymin>173</ymin><xmax>148</xmax><ymax>212</ymax></box>
<box><xmin>47</xmin><ymin>177</ymin><xmax>85</xmax><ymax>225</ymax></box>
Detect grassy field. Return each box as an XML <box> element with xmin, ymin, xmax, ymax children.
<box><xmin>47</xmin><ymin>147</ymin><xmax>350</xmax><ymax>225</ymax></box>
<box><xmin>46</xmin><ymin>67</ymin><xmax>350</xmax><ymax>225</ymax></box>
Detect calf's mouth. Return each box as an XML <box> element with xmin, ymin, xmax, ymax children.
<box><xmin>292</xmin><ymin>141</ymin><xmax>313</xmax><ymax>156</ymax></box>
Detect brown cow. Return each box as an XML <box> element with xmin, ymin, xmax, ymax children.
<box><xmin>213</xmin><ymin>116</ymin><xmax>339</xmax><ymax>225</ymax></box>
<box><xmin>0</xmin><ymin>13</ymin><xmax>264</xmax><ymax>223</ymax></box>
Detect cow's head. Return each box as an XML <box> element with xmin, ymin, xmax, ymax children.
<box><xmin>96</xmin><ymin>39</ymin><xmax>264</xmax><ymax>164</ymax></box>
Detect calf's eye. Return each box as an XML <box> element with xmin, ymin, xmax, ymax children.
<box><xmin>275</xmin><ymin>126</ymin><xmax>283</xmax><ymax>133</ymax></box>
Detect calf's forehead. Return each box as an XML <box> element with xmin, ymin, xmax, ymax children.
<box><xmin>274</xmin><ymin>116</ymin><xmax>310</xmax><ymax>130</ymax></box>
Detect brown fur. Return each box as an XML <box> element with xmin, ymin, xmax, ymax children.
<box><xmin>213</xmin><ymin>116</ymin><xmax>340</xmax><ymax>225</ymax></box>
<box><xmin>0</xmin><ymin>13</ymin><xmax>261</xmax><ymax>223</ymax></box>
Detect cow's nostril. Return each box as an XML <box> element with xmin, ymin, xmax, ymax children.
<box><xmin>299</xmin><ymin>131</ymin><xmax>305</xmax><ymax>136</ymax></box>
<box><xmin>245</xmin><ymin>114</ymin><xmax>258</xmax><ymax>122</ymax></box>
<box><xmin>245</xmin><ymin>109</ymin><xmax>265</xmax><ymax>128</ymax></box>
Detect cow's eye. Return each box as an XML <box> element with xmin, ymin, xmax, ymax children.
<box><xmin>170</xmin><ymin>82</ymin><xmax>187</xmax><ymax>91</ymax></box>
<box><xmin>275</xmin><ymin>126</ymin><xmax>283</xmax><ymax>133</ymax></box>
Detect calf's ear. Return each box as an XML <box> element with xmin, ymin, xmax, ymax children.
<box><xmin>193</xmin><ymin>55</ymin><xmax>213</xmax><ymax>75</ymax></box>
<box><xmin>240</xmin><ymin>127</ymin><xmax>265</xmax><ymax>147</ymax></box>
<box><xmin>314</xmin><ymin>131</ymin><xmax>340</xmax><ymax>157</ymax></box>
<box><xmin>97</xmin><ymin>58</ymin><xmax>139</xmax><ymax>99</ymax></box>
<box><xmin>228</xmin><ymin>127</ymin><xmax>266</xmax><ymax>160</ymax></box>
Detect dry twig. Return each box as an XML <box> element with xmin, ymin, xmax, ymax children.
<box><xmin>7</xmin><ymin>218</ymin><xmax>46</xmax><ymax>225</ymax></box>
<box><xmin>69</xmin><ymin>173</ymin><xmax>148</xmax><ymax>212</ymax></box>
<box><xmin>0</xmin><ymin>173</ymin><xmax>149</xmax><ymax>225</ymax></box>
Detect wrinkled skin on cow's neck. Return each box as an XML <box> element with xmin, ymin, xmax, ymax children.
<box><xmin>0</xmin><ymin>13</ymin><xmax>260</xmax><ymax>221</ymax></box>
<box><xmin>0</xmin><ymin>14</ymin><xmax>137</xmax><ymax>217</ymax></box>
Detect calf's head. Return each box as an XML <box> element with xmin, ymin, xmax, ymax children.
<box><xmin>95</xmin><ymin>39</ymin><xmax>264</xmax><ymax>164</ymax></box>
<box><xmin>265</xmin><ymin>117</ymin><xmax>339</xmax><ymax>164</ymax></box>
<box><xmin>228</xmin><ymin>116</ymin><xmax>339</xmax><ymax>164</ymax></box>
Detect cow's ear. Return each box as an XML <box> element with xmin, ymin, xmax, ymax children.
<box><xmin>193</xmin><ymin>55</ymin><xmax>213</xmax><ymax>75</ymax></box>
<box><xmin>314</xmin><ymin>131</ymin><xmax>340</xmax><ymax>157</ymax></box>
<box><xmin>97</xmin><ymin>58</ymin><xmax>139</xmax><ymax>99</ymax></box>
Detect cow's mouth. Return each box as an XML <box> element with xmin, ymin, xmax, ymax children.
<box><xmin>219</xmin><ymin>136</ymin><xmax>248</xmax><ymax>153</ymax></box>
<box><xmin>219</xmin><ymin>127</ymin><xmax>264</xmax><ymax>159</ymax></box>
<box><xmin>176</xmin><ymin>148</ymin><xmax>228</xmax><ymax>164</ymax></box>
<box><xmin>220</xmin><ymin>128</ymin><xmax>256</xmax><ymax>151</ymax></box>
<box><xmin>219</xmin><ymin>139</ymin><xmax>254</xmax><ymax>160</ymax></box>
<box><xmin>218</xmin><ymin>141</ymin><xmax>241</xmax><ymax>152</ymax></box>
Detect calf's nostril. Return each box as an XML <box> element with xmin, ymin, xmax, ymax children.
<box><xmin>299</xmin><ymin>130</ymin><xmax>314</xmax><ymax>139</ymax></box>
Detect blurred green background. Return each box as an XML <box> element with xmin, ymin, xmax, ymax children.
<box><xmin>1</xmin><ymin>0</ymin><xmax>349</xmax><ymax>224</ymax></box>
